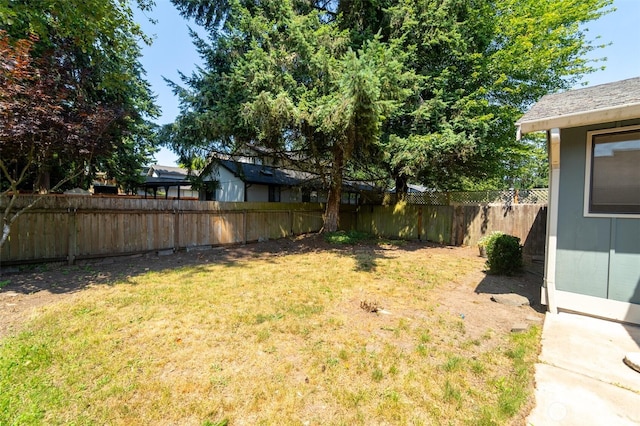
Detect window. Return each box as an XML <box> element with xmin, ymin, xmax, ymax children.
<box><xmin>585</xmin><ymin>126</ymin><xmax>640</xmax><ymax>216</ymax></box>
<box><xmin>268</xmin><ymin>185</ymin><xmax>281</xmax><ymax>202</ymax></box>
<box><xmin>341</xmin><ymin>192</ymin><xmax>359</xmax><ymax>205</ymax></box>
<box><xmin>203</xmin><ymin>188</ymin><xmax>216</xmax><ymax>201</ymax></box>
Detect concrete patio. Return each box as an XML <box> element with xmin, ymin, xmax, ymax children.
<box><xmin>527</xmin><ymin>312</ymin><xmax>640</xmax><ymax>425</ymax></box>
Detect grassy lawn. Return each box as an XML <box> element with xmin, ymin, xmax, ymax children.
<box><xmin>0</xmin><ymin>239</ymin><xmax>540</xmax><ymax>425</ymax></box>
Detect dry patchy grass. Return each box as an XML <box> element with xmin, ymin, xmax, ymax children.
<box><xmin>0</xmin><ymin>241</ymin><xmax>541</xmax><ymax>425</ymax></box>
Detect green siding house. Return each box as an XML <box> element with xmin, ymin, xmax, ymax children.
<box><xmin>516</xmin><ymin>77</ymin><xmax>640</xmax><ymax>324</ymax></box>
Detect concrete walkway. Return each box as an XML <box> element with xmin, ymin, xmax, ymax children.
<box><xmin>527</xmin><ymin>312</ymin><xmax>640</xmax><ymax>425</ymax></box>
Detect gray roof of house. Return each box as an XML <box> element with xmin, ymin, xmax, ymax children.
<box><xmin>148</xmin><ymin>165</ymin><xmax>190</xmax><ymax>179</ymax></box>
<box><xmin>218</xmin><ymin>160</ymin><xmax>318</xmax><ymax>186</ymax></box>
<box><xmin>143</xmin><ymin>176</ymin><xmax>189</xmax><ymax>186</ymax></box>
<box><xmin>216</xmin><ymin>160</ymin><xmax>378</xmax><ymax>192</ymax></box>
<box><xmin>516</xmin><ymin>77</ymin><xmax>640</xmax><ymax>136</ymax></box>
<box><xmin>142</xmin><ymin>165</ymin><xmax>192</xmax><ymax>188</ymax></box>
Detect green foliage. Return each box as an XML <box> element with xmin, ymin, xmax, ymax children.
<box><xmin>0</xmin><ymin>0</ymin><xmax>159</xmax><ymax>194</ymax></box>
<box><xmin>478</xmin><ymin>231</ymin><xmax>504</xmax><ymax>249</ymax></box>
<box><xmin>167</xmin><ymin>0</ymin><xmax>612</xmax><ymax>210</ymax></box>
<box><xmin>324</xmin><ymin>230</ymin><xmax>371</xmax><ymax>245</ymax></box>
<box><xmin>0</xmin><ymin>0</ymin><xmax>158</xmax><ymax>247</ymax></box>
<box><xmin>384</xmin><ymin>0</ymin><xmax>612</xmax><ymax>191</ymax></box>
<box><xmin>167</xmin><ymin>0</ymin><xmax>415</xmax><ymax>231</ymax></box>
<box><xmin>202</xmin><ymin>419</ymin><xmax>229</xmax><ymax>426</ymax></box>
<box><xmin>486</xmin><ymin>234</ymin><xmax>523</xmax><ymax>275</ymax></box>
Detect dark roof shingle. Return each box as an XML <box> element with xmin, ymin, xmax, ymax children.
<box><xmin>516</xmin><ymin>77</ymin><xmax>640</xmax><ymax>135</ymax></box>
<box><xmin>218</xmin><ymin>160</ymin><xmax>318</xmax><ymax>186</ymax></box>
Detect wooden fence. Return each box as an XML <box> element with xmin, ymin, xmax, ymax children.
<box><xmin>356</xmin><ymin>203</ymin><xmax>546</xmax><ymax>256</ymax></box>
<box><xmin>0</xmin><ymin>195</ymin><xmax>546</xmax><ymax>266</ymax></box>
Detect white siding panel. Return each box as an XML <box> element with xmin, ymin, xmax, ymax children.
<box><xmin>247</xmin><ymin>185</ymin><xmax>269</xmax><ymax>202</ymax></box>
<box><xmin>216</xmin><ymin>167</ymin><xmax>244</xmax><ymax>202</ymax></box>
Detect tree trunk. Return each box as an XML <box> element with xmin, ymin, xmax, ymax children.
<box><xmin>394</xmin><ymin>174</ymin><xmax>408</xmax><ymax>203</ymax></box>
<box><xmin>35</xmin><ymin>168</ymin><xmax>51</xmax><ymax>193</ymax></box>
<box><xmin>323</xmin><ymin>145</ymin><xmax>344</xmax><ymax>233</ymax></box>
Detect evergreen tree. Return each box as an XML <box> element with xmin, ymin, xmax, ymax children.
<box><xmin>167</xmin><ymin>0</ymin><xmax>611</xmax><ymax>231</ymax></box>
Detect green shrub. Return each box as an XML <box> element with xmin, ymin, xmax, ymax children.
<box><xmin>478</xmin><ymin>231</ymin><xmax>504</xmax><ymax>251</ymax></box>
<box><xmin>486</xmin><ymin>234</ymin><xmax>523</xmax><ymax>275</ymax></box>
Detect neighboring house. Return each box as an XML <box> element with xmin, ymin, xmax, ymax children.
<box><xmin>224</xmin><ymin>143</ymin><xmax>309</xmax><ymax>170</ymax></box>
<box><xmin>516</xmin><ymin>77</ymin><xmax>640</xmax><ymax>324</ymax></box>
<box><xmin>201</xmin><ymin>159</ymin><xmax>378</xmax><ymax>204</ymax></box>
<box><xmin>140</xmin><ymin>165</ymin><xmax>199</xmax><ymax>199</ymax></box>
<box><xmin>202</xmin><ymin>159</ymin><xmax>321</xmax><ymax>202</ymax></box>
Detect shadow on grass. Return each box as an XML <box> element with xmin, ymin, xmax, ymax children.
<box><xmin>474</xmin><ymin>259</ymin><xmax>546</xmax><ymax>313</ymax></box>
<box><xmin>326</xmin><ymin>233</ymin><xmax>449</xmax><ymax>272</ymax></box>
<box><xmin>0</xmin><ymin>234</ymin><xmax>456</xmax><ymax>296</ymax></box>
<box><xmin>0</xmin><ymin>247</ymin><xmax>247</xmax><ymax>296</ymax></box>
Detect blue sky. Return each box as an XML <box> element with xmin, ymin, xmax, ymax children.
<box><xmin>137</xmin><ymin>0</ymin><xmax>640</xmax><ymax>166</ymax></box>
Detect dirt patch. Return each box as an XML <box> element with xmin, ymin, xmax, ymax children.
<box><xmin>0</xmin><ymin>234</ymin><xmax>545</xmax><ymax>339</ymax></box>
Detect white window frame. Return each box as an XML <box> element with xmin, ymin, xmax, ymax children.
<box><xmin>584</xmin><ymin>124</ymin><xmax>640</xmax><ymax>218</ymax></box>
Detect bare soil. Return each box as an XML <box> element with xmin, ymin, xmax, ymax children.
<box><xmin>0</xmin><ymin>234</ymin><xmax>545</xmax><ymax>340</ymax></box>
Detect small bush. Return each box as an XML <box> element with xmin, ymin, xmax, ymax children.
<box><xmin>486</xmin><ymin>234</ymin><xmax>523</xmax><ymax>275</ymax></box>
<box><xmin>478</xmin><ymin>231</ymin><xmax>504</xmax><ymax>251</ymax></box>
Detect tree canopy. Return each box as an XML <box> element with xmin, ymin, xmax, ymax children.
<box><xmin>0</xmin><ymin>0</ymin><xmax>159</xmax><ymax>193</ymax></box>
<box><xmin>165</xmin><ymin>0</ymin><xmax>612</xmax><ymax>230</ymax></box>
<box><xmin>0</xmin><ymin>0</ymin><xmax>159</xmax><ymax>247</ymax></box>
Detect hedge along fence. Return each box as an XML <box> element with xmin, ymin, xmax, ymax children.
<box><xmin>0</xmin><ymin>195</ymin><xmax>546</xmax><ymax>266</ymax></box>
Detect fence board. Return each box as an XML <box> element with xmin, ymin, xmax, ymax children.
<box><xmin>1</xmin><ymin>195</ymin><xmax>547</xmax><ymax>265</ymax></box>
<box><xmin>293</xmin><ymin>210</ymin><xmax>324</xmax><ymax>234</ymax></box>
<box><xmin>460</xmin><ymin>204</ymin><xmax>547</xmax><ymax>256</ymax></box>
<box><xmin>423</xmin><ymin>206</ymin><xmax>454</xmax><ymax>244</ymax></box>
<box><xmin>357</xmin><ymin>205</ymin><xmax>415</xmax><ymax>239</ymax></box>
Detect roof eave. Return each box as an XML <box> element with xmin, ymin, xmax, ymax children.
<box><xmin>517</xmin><ymin>103</ymin><xmax>640</xmax><ymax>138</ymax></box>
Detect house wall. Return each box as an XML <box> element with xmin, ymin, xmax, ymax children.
<box><xmin>216</xmin><ymin>167</ymin><xmax>244</xmax><ymax>202</ymax></box>
<box><xmin>555</xmin><ymin>119</ymin><xmax>640</xmax><ymax>306</ymax></box>
<box><xmin>167</xmin><ymin>186</ymin><xmax>199</xmax><ymax>199</ymax></box>
<box><xmin>247</xmin><ymin>185</ymin><xmax>269</xmax><ymax>202</ymax></box>
<box><xmin>283</xmin><ymin>187</ymin><xmax>300</xmax><ymax>202</ymax></box>
<box><xmin>245</xmin><ymin>185</ymin><xmax>299</xmax><ymax>202</ymax></box>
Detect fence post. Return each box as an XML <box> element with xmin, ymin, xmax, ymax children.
<box><xmin>242</xmin><ymin>210</ymin><xmax>247</xmax><ymax>244</ymax></box>
<box><xmin>417</xmin><ymin>206</ymin><xmax>423</xmax><ymax>241</ymax></box>
<box><xmin>67</xmin><ymin>208</ymin><xmax>77</xmax><ymax>265</ymax></box>
<box><xmin>173</xmin><ymin>208</ymin><xmax>180</xmax><ymax>251</ymax></box>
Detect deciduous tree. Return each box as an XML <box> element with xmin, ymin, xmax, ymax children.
<box><xmin>0</xmin><ymin>0</ymin><xmax>159</xmax><ymax>248</ymax></box>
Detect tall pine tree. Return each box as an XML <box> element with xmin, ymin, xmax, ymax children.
<box><xmin>166</xmin><ymin>0</ymin><xmax>612</xmax><ymax>230</ymax></box>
